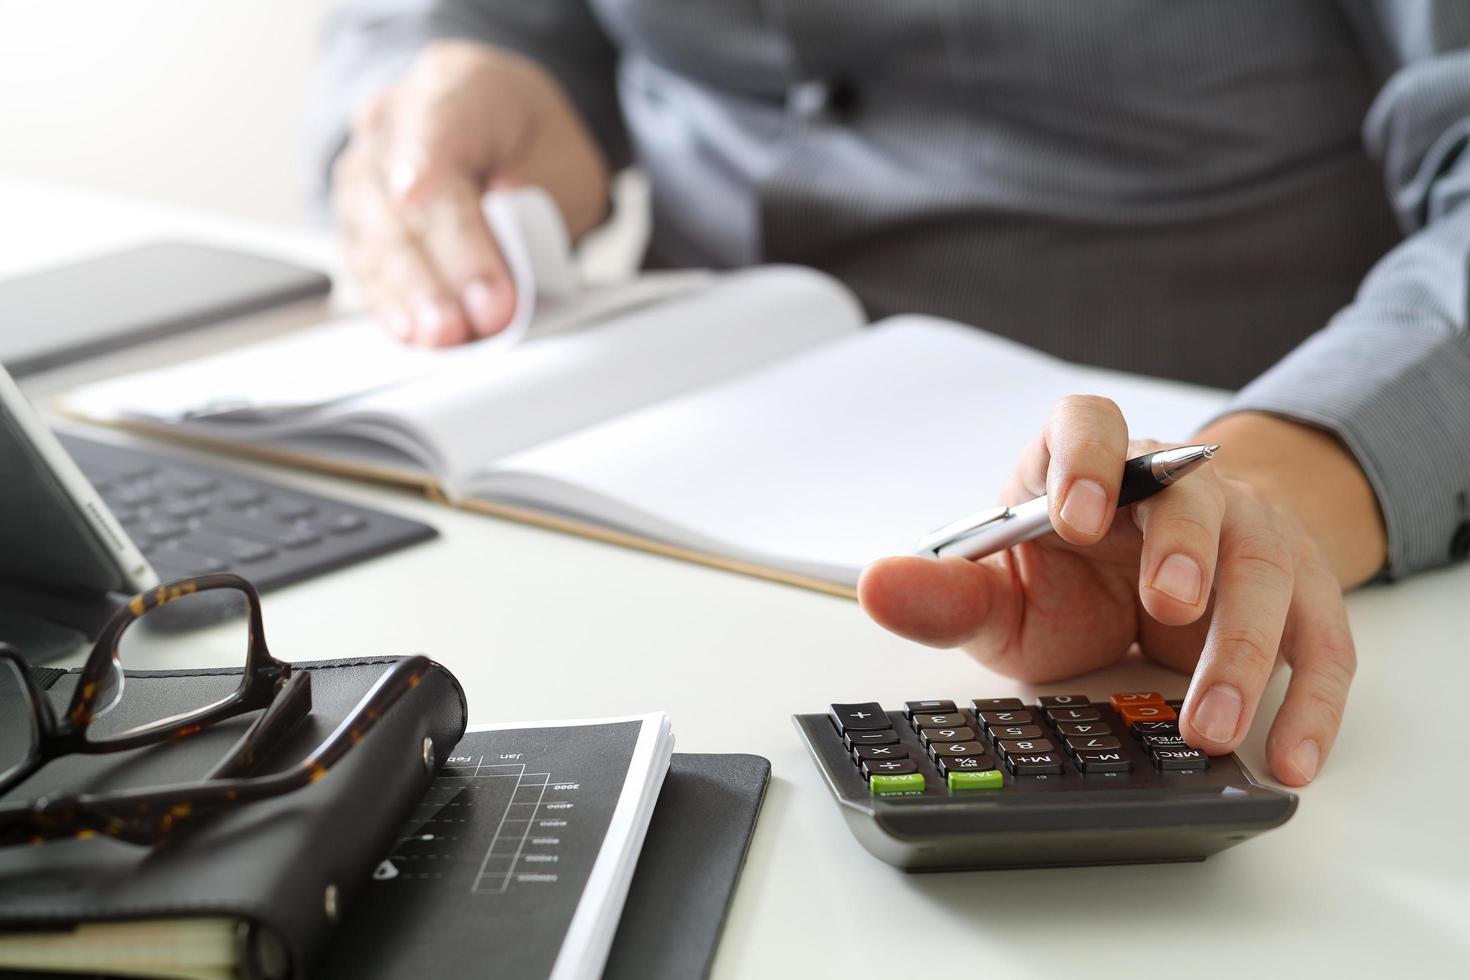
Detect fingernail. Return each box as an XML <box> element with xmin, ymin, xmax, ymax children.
<box><xmin>1289</xmin><ymin>739</ymin><xmax>1321</xmax><ymax>783</ymax></box>
<box><xmin>384</xmin><ymin>309</ymin><xmax>412</xmax><ymax>341</ymax></box>
<box><xmin>1191</xmin><ymin>684</ymin><xmax>1243</xmax><ymax>744</ymax></box>
<box><xmin>1059</xmin><ymin>479</ymin><xmax>1108</xmax><ymax>536</ymax></box>
<box><xmin>412</xmin><ymin>297</ymin><xmax>449</xmax><ymax>344</ymax></box>
<box><xmin>463</xmin><ymin>279</ymin><xmax>500</xmax><ymax>337</ymax></box>
<box><xmin>388</xmin><ymin>159</ymin><xmax>419</xmax><ymax>200</ymax></box>
<box><xmin>1152</xmin><ymin>553</ymin><xmax>1203</xmax><ymax>604</ymax></box>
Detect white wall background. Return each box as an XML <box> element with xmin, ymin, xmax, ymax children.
<box><xmin>0</xmin><ymin>0</ymin><xmax>334</xmax><ymax>226</ymax></box>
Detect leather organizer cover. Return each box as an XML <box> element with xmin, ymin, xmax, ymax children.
<box><xmin>0</xmin><ymin>656</ymin><xmax>468</xmax><ymax>980</ymax></box>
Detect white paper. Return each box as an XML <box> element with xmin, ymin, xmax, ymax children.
<box><xmin>481</xmin><ymin>316</ymin><xmax>1231</xmax><ymax>584</ymax></box>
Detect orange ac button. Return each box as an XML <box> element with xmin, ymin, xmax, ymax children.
<box><xmin>1109</xmin><ymin>692</ymin><xmax>1165</xmax><ymax>712</ymax></box>
<box><xmin>1118</xmin><ymin>703</ymin><xmax>1177</xmax><ymax>725</ymax></box>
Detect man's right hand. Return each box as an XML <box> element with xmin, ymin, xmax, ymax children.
<box><xmin>333</xmin><ymin>41</ymin><xmax>611</xmax><ymax>346</ymax></box>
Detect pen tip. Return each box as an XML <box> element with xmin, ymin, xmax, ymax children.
<box><xmin>1203</xmin><ymin>444</ymin><xmax>1220</xmax><ymax>459</ymax></box>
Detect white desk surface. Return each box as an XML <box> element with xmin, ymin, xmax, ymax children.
<box><xmin>4</xmin><ymin>175</ymin><xmax>1467</xmax><ymax>977</ymax></box>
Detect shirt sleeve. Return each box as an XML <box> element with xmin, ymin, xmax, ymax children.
<box><xmin>304</xmin><ymin>0</ymin><xmax>629</xmax><ymax>210</ymax></box>
<box><xmin>1222</xmin><ymin>3</ymin><xmax>1470</xmax><ymax>578</ymax></box>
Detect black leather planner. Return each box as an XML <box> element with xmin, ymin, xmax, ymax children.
<box><xmin>0</xmin><ymin>657</ymin><xmax>468</xmax><ymax>980</ymax></box>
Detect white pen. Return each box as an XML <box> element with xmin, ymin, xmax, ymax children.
<box><xmin>916</xmin><ymin>445</ymin><xmax>1219</xmax><ymax>561</ymax></box>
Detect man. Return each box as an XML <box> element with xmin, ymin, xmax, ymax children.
<box><xmin>312</xmin><ymin>1</ymin><xmax>1470</xmax><ymax>787</ymax></box>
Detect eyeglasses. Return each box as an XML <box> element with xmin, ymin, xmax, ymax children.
<box><xmin>0</xmin><ymin>573</ymin><xmax>429</xmax><ymax>846</ymax></box>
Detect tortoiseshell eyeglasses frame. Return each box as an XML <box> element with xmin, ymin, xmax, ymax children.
<box><xmin>0</xmin><ymin>572</ymin><xmax>431</xmax><ymax>846</ymax></box>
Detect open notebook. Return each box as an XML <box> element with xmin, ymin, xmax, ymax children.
<box><xmin>62</xmin><ymin>196</ymin><xmax>1230</xmax><ymax>595</ymax></box>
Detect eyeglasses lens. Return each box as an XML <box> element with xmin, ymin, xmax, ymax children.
<box><xmin>0</xmin><ymin>658</ymin><xmax>37</xmax><ymax>793</ymax></box>
<box><xmin>85</xmin><ymin>587</ymin><xmax>254</xmax><ymax>743</ymax></box>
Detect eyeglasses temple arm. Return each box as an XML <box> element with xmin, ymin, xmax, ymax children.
<box><xmin>204</xmin><ymin>671</ymin><xmax>313</xmax><ymax>782</ymax></box>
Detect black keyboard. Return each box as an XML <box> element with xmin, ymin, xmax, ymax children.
<box><xmin>60</xmin><ymin>434</ymin><xmax>436</xmax><ymax>589</ymax></box>
<box><xmin>795</xmin><ymin>692</ymin><xmax>1296</xmax><ymax>872</ymax></box>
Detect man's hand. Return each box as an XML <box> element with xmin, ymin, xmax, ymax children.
<box><xmin>858</xmin><ymin>398</ymin><xmax>1388</xmax><ymax>786</ymax></box>
<box><xmin>332</xmin><ymin>41</ymin><xmax>611</xmax><ymax>346</ymax></box>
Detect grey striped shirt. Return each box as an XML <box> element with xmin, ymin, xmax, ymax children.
<box><xmin>311</xmin><ymin>0</ymin><xmax>1470</xmax><ymax>578</ymax></box>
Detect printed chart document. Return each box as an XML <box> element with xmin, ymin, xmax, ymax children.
<box><xmin>320</xmin><ymin>714</ymin><xmax>674</xmax><ymax>980</ymax></box>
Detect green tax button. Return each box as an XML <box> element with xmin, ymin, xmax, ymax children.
<box><xmin>948</xmin><ymin>769</ymin><xmax>1004</xmax><ymax>791</ymax></box>
<box><xmin>869</xmin><ymin>773</ymin><xmax>927</xmax><ymax>795</ymax></box>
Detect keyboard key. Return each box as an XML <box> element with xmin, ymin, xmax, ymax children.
<box><xmin>230</xmin><ymin>541</ymin><xmax>277</xmax><ymax>564</ymax></box>
<box><xmin>863</xmin><ymin>758</ymin><xmax>920</xmax><ymax>778</ymax></box>
<box><xmin>854</xmin><ymin>744</ymin><xmax>910</xmax><ymax>762</ymax></box>
<box><xmin>1064</xmin><ymin>735</ymin><xmax>1121</xmax><ymax>753</ymax></box>
<box><xmin>1007</xmin><ymin>752</ymin><xmax>1064</xmax><ymax>775</ymax></box>
<box><xmin>161</xmin><ymin>499</ymin><xmax>210</xmax><ymax>520</ymax></box>
<box><xmin>1056</xmin><ymin>722</ymin><xmax>1112</xmax><ymax>738</ymax></box>
<box><xmin>328</xmin><ymin>513</ymin><xmax>368</xmax><ymax>535</ymax></box>
<box><xmin>1153</xmin><ymin>748</ymin><xmax>1209</xmax><ymax>770</ymax></box>
<box><xmin>929</xmin><ymin>741</ymin><xmax>988</xmax><ymax>759</ymax></box>
<box><xmin>998</xmin><ymin>738</ymin><xmax>1055</xmax><ymax>755</ymax></box>
<box><xmin>919</xmin><ymin>726</ymin><xmax>976</xmax><ymax>745</ymax></box>
<box><xmin>1038</xmin><ymin>694</ymin><xmax>1090</xmax><ymax>709</ymax></box>
<box><xmin>162</xmin><ymin>473</ymin><xmax>218</xmax><ymax>495</ymax></box>
<box><xmin>1131</xmin><ymin>720</ymin><xmax>1180</xmax><ymax>737</ymax></box>
<box><xmin>869</xmin><ymin>773</ymin><xmax>926</xmax><ymax>795</ymax></box>
<box><xmin>222</xmin><ymin>487</ymin><xmax>267</xmax><ymax>509</ymax></box>
<box><xmin>830</xmin><ymin>704</ymin><xmax>891</xmax><ymax>734</ymax></box>
<box><xmin>970</xmin><ymin>698</ymin><xmax>1025</xmax><ymax>712</ymax></box>
<box><xmin>1046</xmin><ymin>707</ymin><xmax>1101</xmax><ymax>724</ymax></box>
<box><xmin>1109</xmin><ymin>691</ymin><xmax>1165</xmax><ymax>711</ymax></box>
<box><xmin>846</xmin><ymin>730</ymin><xmax>899</xmax><ymax>748</ymax></box>
<box><xmin>270</xmin><ymin>500</ymin><xmax>318</xmax><ymax>522</ymax></box>
<box><xmin>1076</xmin><ymin>751</ymin><xmax>1132</xmax><ymax>773</ymax></box>
<box><xmin>937</xmin><ymin>755</ymin><xmax>996</xmax><ymax>776</ymax></box>
<box><xmin>905</xmin><ymin>700</ymin><xmax>956</xmax><ymax>716</ymax></box>
<box><xmin>911</xmin><ymin>712</ymin><xmax>967</xmax><ymax>730</ymax></box>
<box><xmin>1119</xmin><ymin>704</ymin><xmax>1177</xmax><ymax>725</ymax></box>
<box><xmin>947</xmin><ymin>769</ymin><xmax>1004</xmax><ymax>790</ymax></box>
<box><xmin>1140</xmin><ymin>734</ymin><xmax>1188</xmax><ymax>749</ymax></box>
<box><xmin>977</xmin><ymin>709</ymin><xmax>1035</xmax><ymax>728</ymax></box>
<box><xmin>279</xmin><ymin>528</ymin><xmax>322</xmax><ymax>549</ymax></box>
<box><xmin>987</xmin><ymin>724</ymin><xmax>1044</xmax><ymax>741</ymax></box>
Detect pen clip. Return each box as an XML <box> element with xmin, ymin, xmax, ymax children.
<box><xmin>915</xmin><ymin>505</ymin><xmax>1012</xmax><ymax>556</ymax></box>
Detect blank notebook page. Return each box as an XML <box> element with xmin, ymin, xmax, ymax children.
<box><xmin>489</xmin><ymin>317</ymin><xmax>1232</xmax><ymax>584</ymax></box>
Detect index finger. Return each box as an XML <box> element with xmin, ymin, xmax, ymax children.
<box><xmin>1037</xmin><ymin>396</ymin><xmax>1130</xmax><ymax>545</ymax></box>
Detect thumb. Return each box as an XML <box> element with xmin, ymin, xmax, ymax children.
<box><xmin>858</xmin><ymin>555</ymin><xmax>1016</xmax><ymax>649</ymax></box>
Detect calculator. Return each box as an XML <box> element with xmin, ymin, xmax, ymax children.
<box><xmin>794</xmin><ymin>693</ymin><xmax>1296</xmax><ymax>871</ymax></box>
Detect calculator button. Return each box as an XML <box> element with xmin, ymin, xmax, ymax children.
<box><xmin>937</xmin><ymin>754</ymin><xmax>996</xmax><ymax>776</ymax></box>
<box><xmin>1109</xmin><ymin>691</ymin><xmax>1165</xmax><ymax>711</ymax></box>
<box><xmin>1152</xmin><ymin>748</ymin><xmax>1209</xmax><ymax>770</ymax></box>
<box><xmin>1076</xmin><ymin>751</ymin><xmax>1132</xmax><ymax>773</ymax></box>
<box><xmin>1119</xmin><ymin>704</ymin><xmax>1177</xmax><ymax>725</ymax></box>
<box><xmin>978</xmin><ymin>709</ymin><xmax>1035</xmax><ymax>728</ymax></box>
<box><xmin>870</xmin><ymin>773</ymin><xmax>927</xmax><ymax>795</ymax></box>
<box><xmin>998</xmin><ymin>738</ymin><xmax>1055</xmax><ymax>755</ymax></box>
<box><xmin>911</xmin><ymin>712</ymin><xmax>967</xmax><ymax>730</ymax></box>
<box><xmin>1045</xmin><ymin>707</ymin><xmax>1101</xmax><ymax>724</ymax></box>
<box><xmin>1038</xmin><ymin>694</ymin><xmax>1090</xmax><ymax>709</ymax></box>
<box><xmin>1063</xmin><ymin>735</ymin><xmax>1121</xmax><ymax>753</ymax></box>
<box><xmin>1140</xmin><ymin>734</ymin><xmax>1188</xmax><ymax>749</ymax></box>
<box><xmin>929</xmin><ymin>741</ymin><xmax>989</xmax><ymax>758</ymax></box>
<box><xmin>1130</xmin><ymin>720</ymin><xmax>1180</xmax><ymax>738</ymax></box>
<box><xmin>830</xmin><ymin>703</ymin><xmax>892</xmax><ymax>733</ymax></box>
<box><xmin>863</xmin><ymin>758</ymin><xmax>920</xmax><ymax>778</ymax></box>
<box><xmin>948</xmin><ymin>769</ymin><xmax>1004</xmax><ymax>790</ymax></box>
<box><xmin>1007</xmin><ymin>752</ymin><xmax>1065</xmax><ymax>775</ymax></box>
<box><xmin>854</xmin><ymin>744</ymin><xmax>910</xmax><ymax>762</ymax></box>
<box><xmin>970</xmin><ymin>698</ymin><xmax>1026</xmax><ymax>712</ymax></box>
<box><xmin>987</xmin><ymin>724</ymin><xmax>1044</xmax><ymax>740</ymax></box>
<box><xmin>919</xmin><ymin>726</ymin><xmax>977</xmax><ymax>745</ymax></box>
<box><xmin>1056</xmin><ymin>722</ymin><xmax>1112</xmax><ymax>738</ymax></box>
<box><xmin>905</xmin><ymin>700</ymin><xmax>957</xmax><ymax>716</ymax></box>
<box><xmin>846</xmin><ymin>730</ymin><xmax>900</xmax><ymax>748</ymax></box>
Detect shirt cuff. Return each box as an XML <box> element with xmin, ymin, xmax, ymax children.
<box><xmin>1221</xmin><ymin>310</ymin><xmax>1470</xmax><ymax>578</ymax></box>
